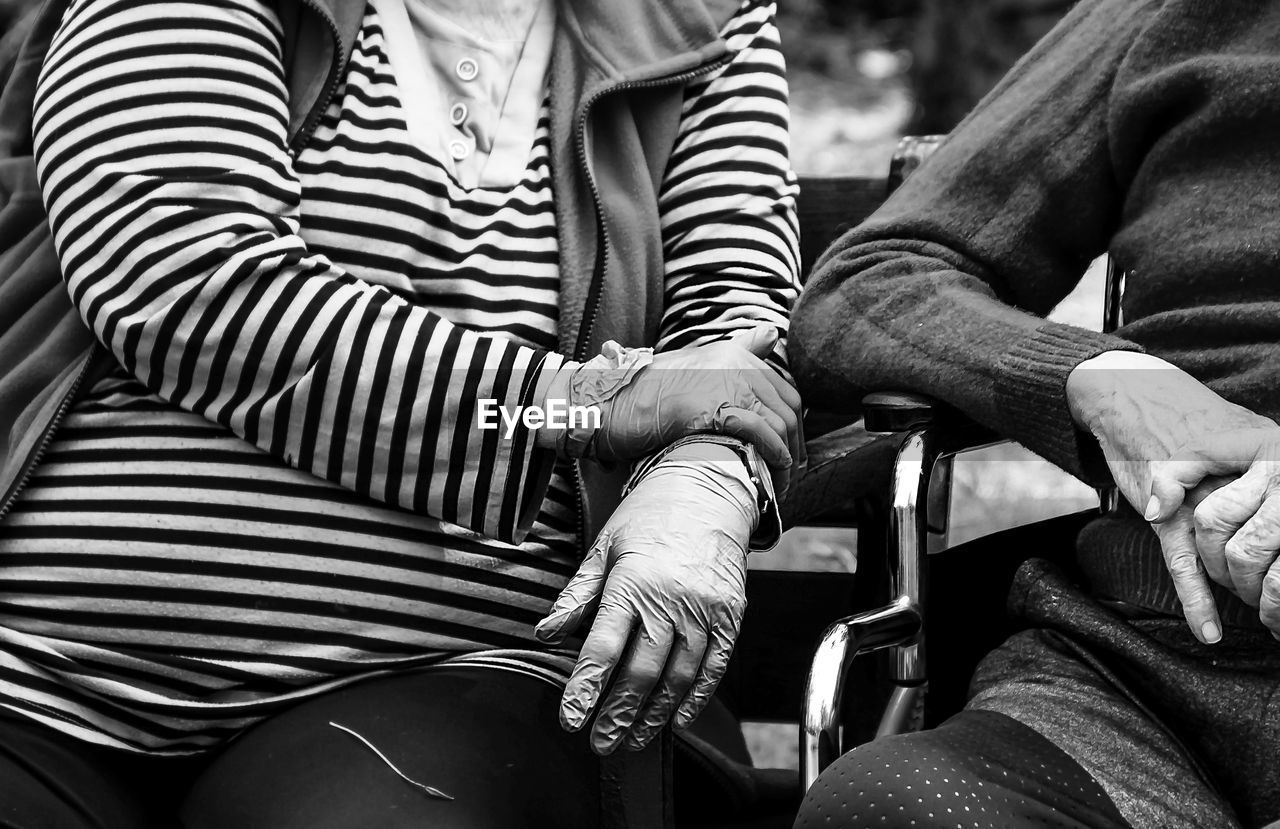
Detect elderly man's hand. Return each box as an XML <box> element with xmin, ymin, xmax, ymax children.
<box><xmin>1150</xmin><ymin>428</ymin><xmax>1280</xmax><ymax>638</ymax></box>
<box><xmin>532</xmin><ymin>443</ymin><xmax>754</xmax><ymax>754</ymax></box>
<box><xmin>1066</xmin><ymin>350</ymin><xmax>1280</xmax><ymax>641</ymax></box>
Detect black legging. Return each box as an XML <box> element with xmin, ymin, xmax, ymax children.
<box><xmin>1</xmin><ymin>665</ymin><xmax>609</xmax><ymax>829</ymax></box>
<box><xmin>795</xmin><ymin>709</ymin><xmax>1130</xmax><ymax>829</ymax></box>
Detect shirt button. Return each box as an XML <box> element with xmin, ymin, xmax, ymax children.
<box><xmin>449</xmin><ymin>102</ymin><xmax>468</xmax><ymax>126</ymax></box>
<box><xmin>455</xmin><ymin>57</ymin><xmax>479</xmax><ymax>81</ymax></box>
<box><xmin>449</xmin><ymin>139</ymin><xmax>470</xmax><ymax>160</ymax></box>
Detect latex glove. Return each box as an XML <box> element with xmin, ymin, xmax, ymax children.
<box><xmin>1066</xmin><ymin>349</ymin><xmax>1279</xmax><ymax>642</ymax></box>
<box><xmin>541</xmin><ymin>327</ymin><xmax>801</xmax><ymax>493</ymax></box>
<box><xmin>533</xmin><ymin>442</ymin><xmax>754</xmax><ymax>754</ymax></box>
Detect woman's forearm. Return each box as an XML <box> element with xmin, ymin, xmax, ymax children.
<box><xmin>33</xmin><ymin>0</ymin><xmax>561</xmax><ymax>542</ymax></box>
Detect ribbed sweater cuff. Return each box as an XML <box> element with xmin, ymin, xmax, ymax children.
<box><xmin>996</xmin><ymin>322</ymin><xmax>1141</xmax><ymax>483</ymax></box>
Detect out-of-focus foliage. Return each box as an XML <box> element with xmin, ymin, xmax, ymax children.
<box><xmin>1</xmin><ymin>0</ymin><xmax>1071</xmax><ymax>135</ymax></box>
<box><xmin>777</xmin><ymin>0</ymin><xmax>1071</xmax><ymax>133</ymax></box>
<box><xmin>906</xmin><ymin>0</ymin><xmax>1073</xmax><ymax>132</ymax></box>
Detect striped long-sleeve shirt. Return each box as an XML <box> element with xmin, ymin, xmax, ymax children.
<box><xmin>0</xmin><ymin>0</ymin><xmax>800</xmax><ymax>752</ymax></box>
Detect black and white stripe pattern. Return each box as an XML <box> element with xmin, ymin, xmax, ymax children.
<box><xmin>33</xmin><ymin>0</ymin><xmax>560</xmax><ymax>543</ymax></box>
<box><xmin>3</xmin><ymin>0</ymin><xmax>799</xmax><ymax>752</ymax></box>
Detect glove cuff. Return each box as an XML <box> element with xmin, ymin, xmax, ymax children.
<box><xmin>624</xmin><ymin>434</ymin><xmax>781</xmax><ymax>552</ymax></box>
<box><xmin>560</xmin><ymin>341</ymin><xmax>654</xmax><ymax>459</ymax></box>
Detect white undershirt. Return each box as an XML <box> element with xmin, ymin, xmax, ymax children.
<box><xmin>376</xmin><ymin>0</ymin><xmax>554</xmax><ymax>188</ymax></box>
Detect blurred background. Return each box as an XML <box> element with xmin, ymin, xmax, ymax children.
<box><xmin>1</xmin><ymin>0</ymin><xmax>1102</xmax><ymax>767</ymax></box>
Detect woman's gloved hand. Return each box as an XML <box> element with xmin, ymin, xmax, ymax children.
<box><xmin>533</xmin><ymin>441</ymin><xmax>755</xmax><ymax>755</ymax></box>
<box><xmin>539</xmin><ymin>327</ymin><xmax>801</xmax><ymax>492</ymax></box>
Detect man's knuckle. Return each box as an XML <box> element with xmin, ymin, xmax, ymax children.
<box><xmin>1261</xmin><ymin>570</ymin><xmax>1280</xmax><ymax>601</ymax></box>
<box><xmin>1193</xmin><ymin>503</ymin><xmax>1229</xmax><ymax>532</ymax></box>
<box><xmin>1226</xmin><ymin>537</ymin><xmax>1267</xmax><ymax>564</ymax></box>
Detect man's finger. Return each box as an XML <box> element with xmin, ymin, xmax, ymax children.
<box><xmin>590</xmin><ymin>616</ymin><xmax>675</xmax><ymax>755</ymax></box>
<box><xmin>1193</xmin><ymin>473</ymin><xmax>1264</xmax><ymax>588</ymax></box>
<box><xmin>1257</xmin><ymin>565</ymin><xmax>1280</xmax><ymax>640</ymax></box>
<box><xmin>1153</xmin><ymin>511</ymin><xmax>1223</xmax><ymax>644</ymax></box>
<box><xmin>623</xmin><ymin>627</ymin><xmax>709</xmax><ymax>751</ymax></box>
<box><xmin>1148</xmin><ymin>431</ymin><xmax>1274</xmax><ymax>522</ymax></box>
<box><xmin>559</xmin><ymin>603</ymin><xmax>635</xmax><ymax>733</ymax></box>
<box><xmin>1224</xmin><ymin>488</ymin><xmax>1280</xmax><ymax>607</ymax></box>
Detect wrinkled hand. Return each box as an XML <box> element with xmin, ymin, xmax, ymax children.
<box><xmin>1066</xmin><ymin>350</ymin><xmax>1276</xmax><ymax>641</ymax></box>
<box><xmin>533</xmin><ymin>445</ymin><xmax>754</xmax><ymax>754</ymax></box>
<box><xmin>592</xmin><ymin>328</ymin><xmax>801</xmax><ymax>492</ymax></box>
<box><xmin>1146</xmin><ymin>428</ymin><xmax>1280</xmax><ymax>638</ymax></box>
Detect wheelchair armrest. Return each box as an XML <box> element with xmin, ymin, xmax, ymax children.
<box><xmin>785</xmin><ymin>394</ymin><xmax>998</xmax><ymax>528</ymax></box>
<box><xmin>862</xmin><ymin>391</ymin><xmax>946</xmax><ymax>434</ymax></box>
<box><xmin>782</xmin><ymin>421</ymin><xmax>901</xmax><ymax>528</ymax></box>
<box><xmin>862</xmin><ymin>391</ymin><xmax>1000</xmax><ymax>452</ymax></box>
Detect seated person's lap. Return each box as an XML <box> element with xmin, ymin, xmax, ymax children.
<box><xmin>182</xmin><ymin>665</ymin><xmax>603</xmax><ymax>829</ymax></box>
<box><xmin>1</xmin><ymin>666</ymin><xmax>606</xmax><ymax>829</ymax></box>
<box><xmin>798</xmin><ymin>621</ymin><xmax>1242</xmax><ymax>829</ymax></box>
<box><xmin>796</xmin><ymin>708</ymin><xmax>1130</xmax><ymax>829</ymax></box>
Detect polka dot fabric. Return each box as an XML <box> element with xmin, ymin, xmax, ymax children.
<box><xmin>794</xmin><ymin>710</ymin><xmax>1131</xmax><ymax>828</ymax></box>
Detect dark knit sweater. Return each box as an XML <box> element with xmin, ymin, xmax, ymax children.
<box><xmin>792</xmin><ymin>0</ymin><xmax>1280</xmax><ymax>628</ymax></box>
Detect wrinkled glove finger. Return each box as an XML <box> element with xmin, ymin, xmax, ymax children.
<box><xmin>743</xmin><ymin>398</ymin><xmax>793</xmax><ymax>494</ymax></box>
<box><xmin>739</xmin><ymin>373</ymin><xmax>800</xmax><ymax>484</ymax></box>
<box><xmin>1224</xmin><ymin>487</ymin><xmax>1280</xmax><ymax>607</ymax></box>
<box><xmin>623</xmin><ymin>626</ymin><xmax>708</xmax><ymax>751</ymax></box>
<box><xmin>714</xmin><ymin>406</ymin><xmax>791</xmax><ymax>471</ymax></box>
<box><xmin>673</xmin><ymin>617</ymin><xmax>738</xmax><ymax>730</ymax></box>
<box><xmin>591</xmin><ymin>615</ymin><xmax>676</xmax><ymax>755</ymax></box>
<box><xmin>560</xmin><ymin>602</ymin><xmax>635</xmax><ymax>733</ymax></box>
<box><xmin>727</xmin><ymin>325</ymin><xmax>779</xmax><ymax>361</ymax></box>
<box><xmin>738</xmin><ymin>346</ymin><xmax>803</xmax><ymax>415</ymax></box>
<box><xmin>535</xmin><ymin>537</ymin><xmax>610</xmax><ymax>643</ymax></box>
<box><xmin>1153</xmin><ymin>510</ymin><xmax>1223</xmax><ymax>644</ymax></box>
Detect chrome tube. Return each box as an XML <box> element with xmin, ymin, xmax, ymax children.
<box><xmin>890</xmin><ymin>430</ymin><xmax>937</xmax><ymax>683</ymax></box>
<box><xmin>799</xmin><ymin>599</ymin><xmax>921</xmax><ymax>789</ymax></box>
<box><xmin>800</xmin><ymin>427</ymin><xmax>939</xmax><ymax>790</ymax></box>
<box><xmin>874</xmin><ymin>683</ymin><xmax>925</xmax><ymax>740</ymax></box>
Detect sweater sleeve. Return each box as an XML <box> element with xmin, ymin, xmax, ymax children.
<box><xmin>791</xmin><ymin>0</ymin><xmax>1160</xmax><ymax>482</ymax></box>
<box><xmin>32</xmin><ymin>0</ymin><xmax>562</xmax><ymax>543</ymax></box>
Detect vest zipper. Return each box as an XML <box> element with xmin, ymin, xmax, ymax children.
<box><xmin>569</xmin><ymin>55</ymin><xmax>732</xmax><ymax>553</ymax></box>
<box><xmin>290</xmin><ymin>0</ymin><xmax>347</xmax><ymax>154</ymax></box>
<box><xmin>0</xmin><ymin>349</ymin><xmax>97</xmax><ymax>523</ymax></box>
